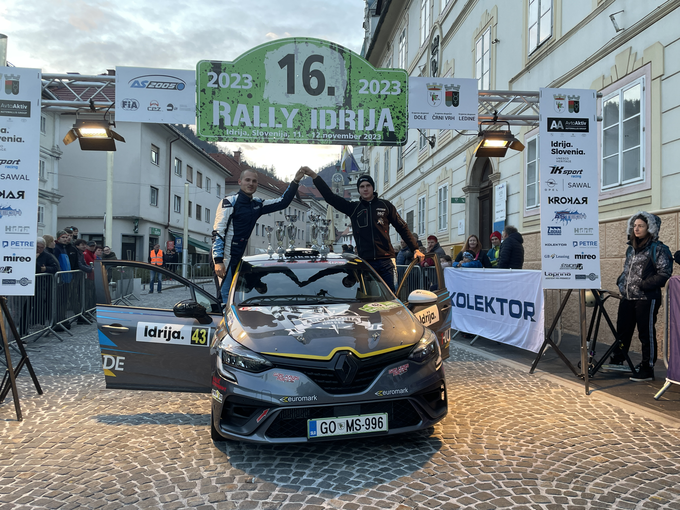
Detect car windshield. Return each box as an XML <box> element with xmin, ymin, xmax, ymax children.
<box><xmin>232</xmin><ymin>259</ymin><xmax>392</xmax><ymax>306</ymax></box>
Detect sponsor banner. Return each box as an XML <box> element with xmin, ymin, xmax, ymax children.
<box><xmin>539</xmin><ymin>88</ymin><xmax>600</xmax><ymax>289</ymax></box>
<box><xmin>115</xmin><ymin>67</ymin><xmax>196</xmax><ymax>124</ymax></box>
<box><xmin>0</xmin><ymin>67</ymin><xmax>40</xmax><ymax>296</ymax></box>
<box><xmin>136</xmin><ymin>322</ymin><xmax>212</xmax><ymax>346</ymax></box>
<box><xmin>408</xmin><ymin>77</ymin><xmax>478</xmax><ymax>130</ymax></box>
<box><xmin>444</xmin><ymin>268</ymin><xmax>545</xmax><ymax>353</ymax></box>
<box><xmin>413</xmin><ymin>304</ymin><xmax>439</xmax><ymax>327</ymax></box>
<box><xmin>197</xmin><ymin>37</ymin><xmax>408</xmax><ymax>146</ymax></box>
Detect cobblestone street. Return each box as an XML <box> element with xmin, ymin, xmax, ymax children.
<box><xmin>2</xmin><ymin>324</ymin><xmax>680</xmax><ymax>509</ymax></box>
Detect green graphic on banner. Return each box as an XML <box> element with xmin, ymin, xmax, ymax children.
<box><xmin>197</xmin><ymin>38</ymin><xmax>407</xmax><ymax>146</ymax></box>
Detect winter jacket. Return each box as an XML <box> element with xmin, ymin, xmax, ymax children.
<box><xmin>488</xmin><ymin>246</ymin><xmax>500</xmax><ymax>267</ymax></box>
<box><xmin>422</xmin><ymin>242</ymin><xmax>447</xmax><ymax>267</ymax></box>
<box><xmin>53</xmin><ymin>242</ymin><xmax>72</xmax><ymax>282</ymax></box>
<box><xmin>313</xmin><ymin>176</ymin><xmax>418</xmax><ymax>261</ymax></box>
<box><xmin>457</xmin><ymin>259</ymin><xmax>483</xmax><ymax>268</ymax></box>
<box><xmin>76</xmin><ymin>249</ymin><xmax>93</xmax><ymax>273</ymax></box>
<box><xmin>617</xmin><ymin>212</ymin><xmax>673</xmax><ymax>300</ymax></box>
<box><xmin>497</xmin><ymin>232</ymin><xmax>524</xmax><ymax>269</ymax></box>
<box><xmin>36</xmin><ymin>251</ymin><xmax>60</xmax><ymax>274</ymax></box>
<box><xmin>455</xmin><ymin>249</ymin><xmax>491</xmax><ymax>268</ymax></box>
<box><xmin>396</xmin><ymin>247</ymin><xmax>413</xmax><ymax>265</ymax></box>
<box><xmin>212</xmin><ymin>183</ymin><xmax>299</xmax><ymax>269</ymax></box>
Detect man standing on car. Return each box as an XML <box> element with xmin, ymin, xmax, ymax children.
<box><xmin>212</xmin><ymin>167</ymin><xmax>305</xmax><ymax>304</ymax></box>
<box><xmin>302</xmin><ymin>168</ymin><xmax>423</xmax><ymax>292</ymax></box>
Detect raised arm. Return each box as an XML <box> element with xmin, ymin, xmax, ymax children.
<box><xmin>301</xmin><ymin>167</ymin><xmax>355</xmax><ymax>216</ymax></box>
<box><xmin>260</xmin><ymin>168</ymin><xmax>305</xmax><ymax>215</ymax></box>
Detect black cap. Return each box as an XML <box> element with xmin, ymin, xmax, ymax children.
<box><xmin>356</xmin><ymin>174</ymin><xmax>375</xmax><ymax>191</ymax></box>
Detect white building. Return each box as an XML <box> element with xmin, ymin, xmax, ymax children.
<box><xmin>37</xmin><ymin>110</ymin><xmax>62</xmax><ymax>238</ymax></box>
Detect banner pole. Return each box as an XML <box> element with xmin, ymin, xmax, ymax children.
<box><xmin>579</xmin><ymin>289</ymin><xmax>589</xmax><ymax>394</ymax></box>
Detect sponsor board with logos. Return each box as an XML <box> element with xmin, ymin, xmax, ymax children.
<box><xmin>115</xmin><ymin>67</ymin><xmax>196</xmax><ymax>124</ymax></box>
<box><xmin>539</xmin><ymin>88</ymin><xmax>600</xmax><ymax>289</ymax></box>
<box><xmin>135</xmin><ymin>322</ymin><xmax>212</xmax><ymax>347</ymax></box>
<box><xmin>0</xmin><ymin>66</ymin><xmax>40</xmax><ymax>296</ymax></box>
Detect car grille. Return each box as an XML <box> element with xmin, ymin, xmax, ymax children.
<box><xmin>265</xmin><ymin>399</ymin><xmax>421</xmax><ymax>439</ymax></box>
<box><xmin>270</xmin><ymin>348</ymin><xmax>411</xmax><ymax>395</ymax></box>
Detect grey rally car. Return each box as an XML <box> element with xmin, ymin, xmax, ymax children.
<box><xmin>94</xmin><ymin>250</ymin><xmax>451</xmax><ymax>443</ymax></box>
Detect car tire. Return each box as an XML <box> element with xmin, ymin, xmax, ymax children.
<box><xmin>210</xmin><ymin>413</ymin><xmax>225</xmax><ymax>441</ymax></box>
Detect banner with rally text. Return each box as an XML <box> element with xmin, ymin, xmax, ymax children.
<box><xmin>444</xmin><ymin>268</ymin><xmax>544</xmax><ymax>353</ymax></box>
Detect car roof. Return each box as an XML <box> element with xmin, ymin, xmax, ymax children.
<box><xmin>242</xmin><ymin>251</ymin><xmax>361</xmax><ymax>266</ymax></box>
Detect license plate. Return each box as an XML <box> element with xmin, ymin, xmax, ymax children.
<box><xmin>308</xmin><ymin>413</ymin><xmax>388</xmax><ymax>438</ymax></box>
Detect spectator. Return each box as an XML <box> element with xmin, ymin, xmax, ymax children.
<box><xmin>455</xmin><ymin>251</ymin><xmax>482</xmax><ymax>268</ymax></box>
<box><xmin>606</xmin><ymin>212</ymin><xmax>672</xmax><ymax>382</ymax></box>
<box><xmin>148</xmin><ymin>243</ymin><xmax>165</xmax><ymax>294</ymax></box>
<box><xmin>497</xmin><ymin>226</ymin><xmax>524</xmax><ymax>269</ymax></box>
<box><xmin>165</xmin><ymin>246</ymin><xmax>179</xmax><ymax>273</ymax></box>
<box><xmin>53</xmin><ymin>231</ymin><xmax>72</xmax><ymax>273</ymax></box>
<box><xmin>441</xmin><ymin>255</ymin><xmax>453</xmax><ymax>268</ymax></box>
<box><xmin>53</xmin><ymin>230</ymin><xmax>73</xmax><ymax>331</ymax></box>
<box><xmin>102</xmin><ymin>246</ymin><xmax>117</xmax><ymax>260</ymax></box>
<box><xmin>62</xmin><ymin>227</ymin><xmax>79</xmax><ymax>271</ymax></box>
<box><xmin>94</xmin><ymin>246</ymin><xmax>103</xmax><ymax>259</ymax></box>
<box><xmin>74</xmin><ymin>239</ymin><xmax>94</xmax><ymax>275</ymax></box>
<box><xmin>422</xmin><ymin>235</ymin><xmax>447</xmax><ymax>267</ymax></box>
<box><xmin>83</xmin><ymin>241</ymin><xmax>97</xmax><ymax>267</ymax></box>
<box><xmin>36</xmin><ymin>237</ymin><xmax>60</xmax><ymax>274</ymax></box>
<box><xmin>75</xmin><ymin>239</ymin><xmax>94</xmax><ymax>323</ymax></box>
<box><xmin>43</xmin><ymin>234</ymin><xmax>56</xmax><ymax>255</ymax></box>
<box><xmin>396</xmin><ymin>240</ymin><xmax>413</xmax><ymax>266</ymax></box>
<box><xmin>455</xmin><ymin>235</ymin><xmax>491</xmax><ymax>268</ymax></box>
<box><xmin>487</xmin><ymin>231</ymin><xmax>502</xmax><ymax>267</ymax></box>
<box><xmin>348</xmin><ymin>244</ymin><xmax>354</xmax><ymax>254</ymax></box>
<box><xmin>70</xmin><ymin>226</ymin><xmax>79</xmax><ymax>240</ymax></box>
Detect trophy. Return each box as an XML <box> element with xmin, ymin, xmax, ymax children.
<box><xmin>319</xmin><ymin>219</ymin><xmax>332</xmax><ymax>260</ymax></box>
<box><xmin>265</xmin><ymin>225</ymin><xmax>274</xmax><ymax>259</ymax></box>
<box><xmin>308</xmin><ymin>213</ymin><xmax>320</xmax><ymax>250</ymax></box>
<box><xmin>285</xmin><ymin>214</ymin><xmax>298</xmax><ymax>250</ymax></box>
<box><xmin>275</xmin><ymin>221</ymin><xmax>286</xmax><ymax>261</ymax></box>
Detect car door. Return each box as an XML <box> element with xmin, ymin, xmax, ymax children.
<box><xmin>94</xmin><ymin>260</ymin><xmax>222</xmax><ymax>393</ymax></box>
<box><xmin>396</xmin><ymin>255</ymin><xmax>451</xmax><ymax>359</ymax></box>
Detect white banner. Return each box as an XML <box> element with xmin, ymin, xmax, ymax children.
<box><xmin>408</xmin><ymin>77</ymin><xmax>478</xmax><ymax>130</ymax></box>
<box><xmin>0</xmin><ymin>67</ymin><xmax>41</xmax><ymax>296</ymax></box>
<box><xmin>444</xmin><ymin>268</ymin><xmax>545</xmax><ymax>353</ymax></box>
<box><xmin>115</xmin><ymin>67</ymin><xmax>196</xmax><ymax>124</ymax></box>
<box><xmin>539</xmin><ymin>88</ymin><xmax>600</xmax><ymax>289</ymax></box>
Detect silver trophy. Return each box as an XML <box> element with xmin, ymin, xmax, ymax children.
<box><xmin>319</xmin><ymin>219</ymin><xmax>332</xmax><ymax>260</ymax></box>
<box><xmin>285</xmin><ymin>214</ymin><xmax>298</xmax><ymax>250</ymax></box>
<box><xmin>308</xmin><ymin>213</ymin><xmax>321</xmax><ymax>250</ymax></box>
<box><xmin>275</xmin><ymin>220</ymin><xmax>286</xmax><ymax>261</ymax></box>
<box><xmin>265</xmin><ymin>225</ymin><xmax>274</xmax><ymax>259</ymax></box>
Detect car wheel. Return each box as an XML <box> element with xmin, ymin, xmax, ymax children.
<box><xmin>210</xmin><ymin>412</ymin><xmax>225</xmax><ymax>441</ymax></box>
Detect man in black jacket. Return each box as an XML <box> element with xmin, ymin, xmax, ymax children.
<box><xmin>302</xmin><ymin>168</ymin><xmax>423</xmax><ymax>292</ymax></box>
<box><xmin>497</xmin><ymin>225</ymin><xmax>524</xmax><ymax>269</ymax></box>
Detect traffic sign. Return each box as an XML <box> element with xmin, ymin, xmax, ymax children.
<box><xmin>196</xmin><ymin>38</ymin><xmax>408</xmax><ymax>146</ymax></box>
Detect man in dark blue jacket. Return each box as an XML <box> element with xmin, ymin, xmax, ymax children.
<box><xmin>497</xmin><ymin>225</ymin><xmax>524</xmax><ymax>269</ymax></box>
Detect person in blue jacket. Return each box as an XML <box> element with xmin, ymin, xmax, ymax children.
<box><xmin>454</xmin><ymin>251</ymin><xmax>482</xmax><ymax>268</ymax></box>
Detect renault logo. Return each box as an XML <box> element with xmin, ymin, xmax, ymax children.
<box><xmin>334</xmin><ymin>352</ymin><xmax>359</xmax><ymax>385</ymax></box>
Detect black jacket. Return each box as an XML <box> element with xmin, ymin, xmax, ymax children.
<box><xmin>36</xmin><ymin>251</ymin><xmax>60</xmax><ymax>274</ymax></box>
<box><xmin>497</xmin><ymin>232</ymin><xmax>524</xmax><ymax>269</ymax></box>
<box><xmin>313</xmin><ymin>176</ymin><xmax>418</xmax><ymax>260</ymax></box>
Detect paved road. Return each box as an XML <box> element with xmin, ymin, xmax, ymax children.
<box><xmin>2</xmin><ymin>324</ymin><xmax>680</xmax><ymax>509</ymax></box>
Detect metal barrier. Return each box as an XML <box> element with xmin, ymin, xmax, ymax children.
<box><xmin>4</xmin><ymin>273</ymin><xmax>56</xmax><ymax>342</ymax></box>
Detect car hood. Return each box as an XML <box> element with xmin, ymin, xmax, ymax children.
<box><xmin>227</xmin><ymin>301</ymin><xmax>425</xmax><ymax>359</ymax></box>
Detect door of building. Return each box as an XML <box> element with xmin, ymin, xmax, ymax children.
<box><xmin>121</xmin><ymin>235</ymin><xmax>137</xmax><ymax>261</ymax></box>
<box><xmin>477</xmin><ymin>160</ymin><xmax>493</xmax><ymax>250</ymax></box>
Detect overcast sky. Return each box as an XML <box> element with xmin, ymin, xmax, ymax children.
<box><xmin>0</xmin><ymin>0</ymin><xmax>366</xmax><ymax>179</ymax></box>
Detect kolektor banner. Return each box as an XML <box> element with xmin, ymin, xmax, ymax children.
<box><xmin>539</xmin><ymin>88</ymin><xmax>601</xmax><ymax>290</ymax></box>
<box><xmin>0</xmin><ymin>67</ymin><xmax>41</xmax><ymax>296</ymax></box>
<box><xmin>443</xmin><ymin>268</ymin><xmax>545</xmax><ymax>353</ymax></box>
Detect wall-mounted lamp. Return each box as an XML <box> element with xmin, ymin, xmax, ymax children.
<box><xmin>474</xmin><ymin>119</ymin><xmax>524</xmax><ymax>158</ymax></box>
<box><xmin>417</xmin><ymin>128</ymin><xmax>436</xmax><ymax>149</ymax></box>
<box><xmin>609</xmin><ymin>10</ymin><xmax>624</xmax><ymax>33</ymax></box>
<box><xmin>63</xmin><ymin>118</ymin><xmax>125</xmax><ymax>151</ymax></box>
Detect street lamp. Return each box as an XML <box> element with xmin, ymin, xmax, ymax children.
<box><xmin>63</xmin><ymin>118</ymin><xmax>125</xmax><ymax>151</ymax></box>
<box><xmin>474</xmin><ymin>120</ymin><xmax>524</xmax><ymax>158</ymax></box>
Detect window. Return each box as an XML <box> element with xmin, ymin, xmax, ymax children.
<box><xmin>418</xmin><ymin>196</ymin><xmax>426</xmax><ymax>235</ymax></box>
<box><xmin>186</xmin><ymin>165</ymin><xmax>193</xmax><ymax>183</ymax></box>
<box><xmin>373</xmin><ymin>160</ymin><xmax>380</xmax><ymax>189</ymax></box>
<box><xmin>383</xmin><ymin>149</ymin><xmax>390</xmax><ymax>184</ymax></box>
<box><xmin>475</xmin><ymin>27</ymin><xmax>491</xmax><ymax>91</ymax></box>
<box><xmin>174</xmin><ymin>157</ymin><xmax>182</xmax><ymax>177</ymax></box>
<box><xmin>206</xmin><ymin>177</ymin><xmax>211</xmax><ymax>192</ymax></box>
<box><xmin>406</xmin><ymin>210</ymin><xmax>415</xmax><ymax>233</ymax></box>
<box><xmin>40</xmin><ymin>115</ymin><xmax>46</xmax><ymax>134</ymax></box>
<box><xmin>39</xmin><ymin>159</ymin><xmax>46</xmax><ymax>180</ymax></box>
<box><xmin>188</xmin><ymin>201</ymin><xmax>192</xmax><ymax>217</ymax></box>
<box><xmin>525</xmin><ymin>135</ymin><xmax>539</xmax><ymax>209</ymax></box>
<box><xmin>437</xmin><ymin>185</ymin><xmax>448</xmax><ymax>231</ymax></box>
<box><xmin>151</xmin><ymin>145</ymin><xmax>159</xmax><ymax>166</ymax></box>
<box><xmin>256</xmin><ymin>224</ymin><xmax>259</xmax><ymax>236</ymax></box>
<box><xmin>196</xmin><ymin>171</ymin><xmax>203</xmax><ymax>188</ymax></box>
<box><xmin>38</xmin><ymin>205</ymin><xmax>45</xmax><ymax>225</ymax></box>
<box><xmin>216</xmin><ymin>184</ymin><xmax>221</xmax><ymax>198</ymax></box>
<box><xmin>205</xmin><ymin>208</ymin><xmax>211</xmax><ymax>223</ymax></box>
<box><xmin>420</xmin><ymin>130</ymin><xmax>428</xmax><ymax>150</ymax></box>
<box><xmin>398</xmin><ymin>28</ymin><xmax>407</xmax><ymax>70</ymax></box>
<box><xmin>174</xmin><ymin>195</ymin><xmax>181</xmax><ymax>213</ymax></box>
<box><xmin>196</xmin><ymin>204</ymin><xmax>202</xmax><ymax>221</ymax></box>
<box><xmin>150</xmin><ymin>186</ymin><xmax>159</xmax><ymax>207</ymax></box>
<box><xmin>602</xmin><ymin>78</ymin><xmax>644</xmax><ymax>189</ymax></box>
<box><xmin>528</xmin><ymin>0</ymin><xmax>552</xmax><ymax>54</ymax></box>
<box><xmin>420</xmin><ymin>0</ymin><xmax>431</xmax><ymax>47</ymax></box>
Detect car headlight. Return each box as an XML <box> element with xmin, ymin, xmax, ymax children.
<box><xmin>408</xmin><ymin>329</ymin><xmax>441</xmax><ymax>364</ymax></box>
<box><xmin>219</xmin><ymin>338</ymin><xmax>273</xmax><ymax>373</ymax></box>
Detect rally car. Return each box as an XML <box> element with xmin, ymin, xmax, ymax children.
<box><xmin>94</xmin><ymin>249</ymin><xmax>451</xmax><ymax>443</ymax></box>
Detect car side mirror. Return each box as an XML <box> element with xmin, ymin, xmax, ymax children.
<box><xmin>174</xmin><ymin>300</ymin><xmax>213</xmax><ymax>325</ymax></box>
<box><xmin>407</xmin><ymin>289</ymin><xmax>438</xmax><ymax>305</ymax></box>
